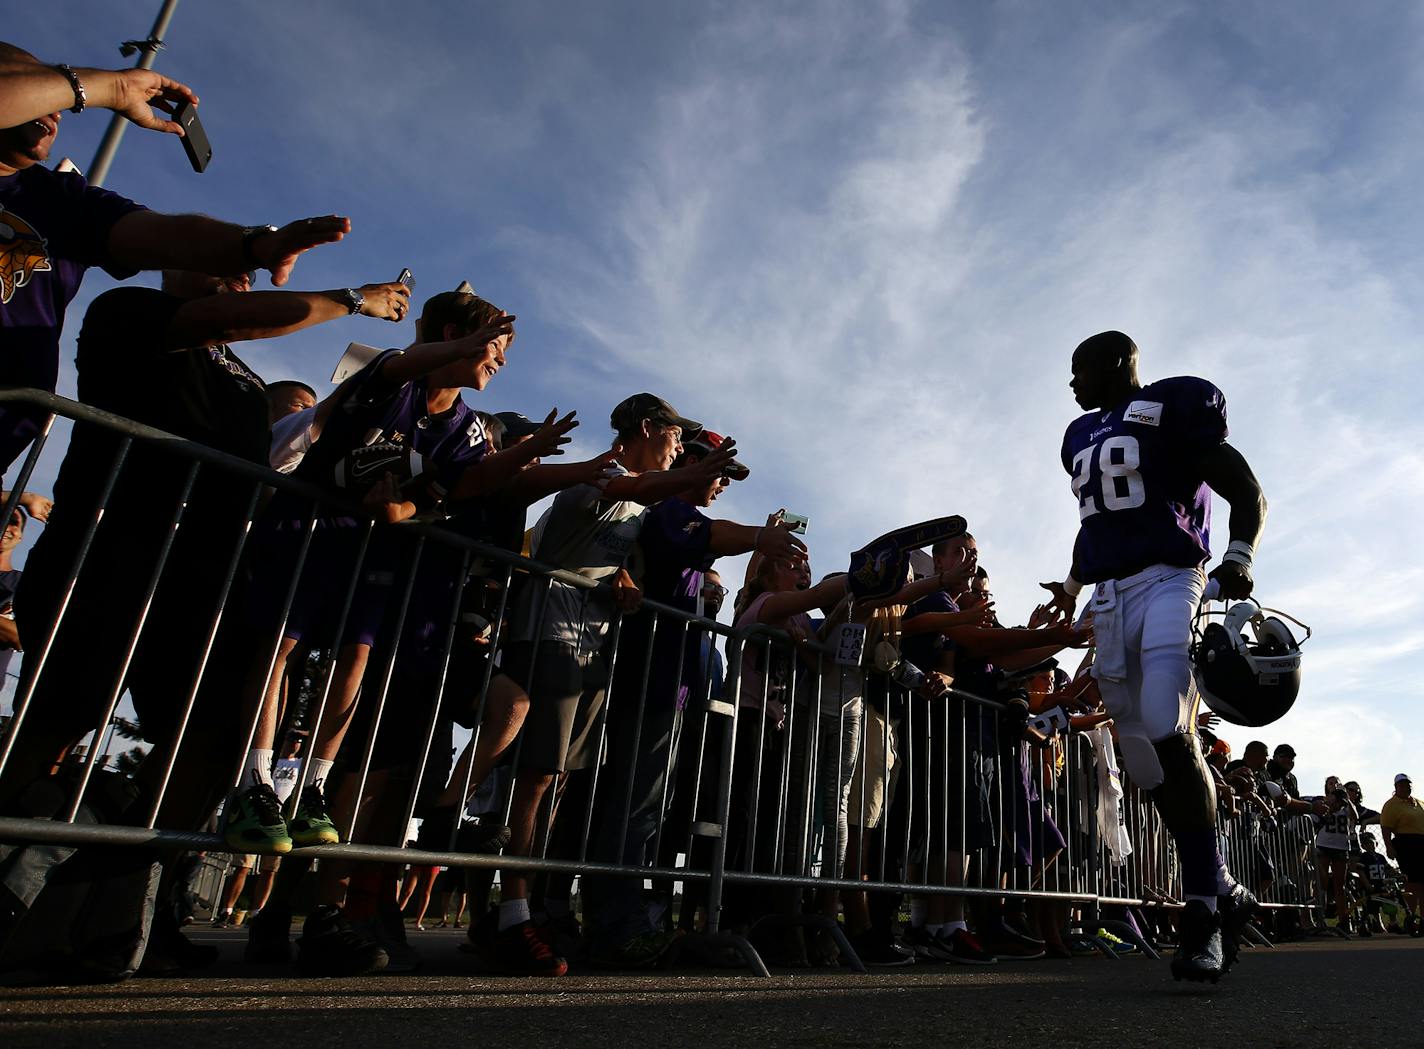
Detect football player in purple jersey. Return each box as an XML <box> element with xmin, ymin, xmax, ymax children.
<box><xmin>1038</xmin><ymin>330</ymin><xmax>1266</xmax><ymax>983</ymax></box>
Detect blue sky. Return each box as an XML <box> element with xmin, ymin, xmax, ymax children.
<box><xmin>7</xmin><ymin>1</ymin><xmax>1423</xmax><ymax>809</ymax></box>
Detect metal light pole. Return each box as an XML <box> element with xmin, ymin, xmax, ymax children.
<box><xmin>86</xmin><ymin>0</ymin><xmax>181</xmax><ymax>187</ymax></box>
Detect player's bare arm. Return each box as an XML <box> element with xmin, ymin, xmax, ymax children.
<box><xmin>1196</xmin><ymin>441</ymin><xmax>1268</xmax><ymax>601</ymax></box>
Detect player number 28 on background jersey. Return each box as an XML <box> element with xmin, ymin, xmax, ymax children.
<box><xmin>1072</xmin><ymin>435</ymin><xmax>1146</xmax><ymax>519</ymax></box>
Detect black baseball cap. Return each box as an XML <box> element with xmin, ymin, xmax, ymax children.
<box><xmin>1274</xmin><ymin>744</ymin><xmax>1296</xmax><ymax>758</ymax></box>
<box><xmin>494</xmin><ymin>411</ymin><xmax>542</xmax><ymax>441</ymax></box>
<box><xmin>610</xmin><ymin>393</ymin><xmax>701</xmax><ymax>441</ymax></box>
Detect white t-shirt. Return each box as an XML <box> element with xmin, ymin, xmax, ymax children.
<box><xmin>1314</xmin><ymin>800</ymin><xmax>1353</xmax><ymax>851</ymax></box>
<box><xmin>269</xmin><ymin>406</ymin><xmax>316</xmax><ymax>474</ymax></box>
<box><xmin>513</xmin><ymin>467</ymin><xmax>644</xmax><ymax>654</ymax></box>
<box><xmin>272</xmin><ymin>757</ymin><xmax>302</xmax><ymax>805</ymax></box>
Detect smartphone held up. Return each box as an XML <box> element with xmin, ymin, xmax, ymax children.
<box><xmin>173</xmin><ymin>101</ymin><xmax>212</xmax><ymax>173</ymax></box>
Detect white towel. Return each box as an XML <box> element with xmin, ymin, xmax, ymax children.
<box><xmin>1087</xmin><ymin>580</ymin><xmax>1127</xmax><ymax>682</ymax></box>
<box><xmin>1090</xmin><ymin>725</ymin><xmax>1134</xmax><ymax>866</ymax></box>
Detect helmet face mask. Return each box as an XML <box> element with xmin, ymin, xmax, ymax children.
<box><xmin>1192</xmin><ymin>599</ymin><xmax>1309</xmax><ymax>728</ymax></box>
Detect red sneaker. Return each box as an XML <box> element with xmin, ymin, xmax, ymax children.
<box><xmin>493</xmin><ymin>920</ymin><xmax>568</xmax><ymax>977</ymax></box>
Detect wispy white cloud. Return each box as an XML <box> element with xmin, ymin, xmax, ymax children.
<box><xmin>7</xmin><ymin>1</ymin><xmax>1423</xmax><ymax>806</ymax></box>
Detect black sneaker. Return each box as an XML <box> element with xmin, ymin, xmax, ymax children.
<box><xmin>457</xmin><ymin>817</ymin><xmax>513</xmax><ymax>854</ymax></box>
<box><xmin>244</xmin><ymin>904</ymin><xmax>293</xmax><ymax>964</ymax></box>
<box><xmin>461</xmin><ymin>899</ymin><xmax>501</xmax><ymax>967</ymax></box>
<box><xmin>492</xmin><ymin>920</ymin><xmax>568</xmax><ymax>977</ymax></box>
<box><xmin>1171</xmin><ymin>901</ymin><xmax>1224</xmax><ymax>984</ymax></box>
<box><xmin>294</xmin><ymin>904</ymin><xmax>389</xmax><ymax>976</ymax></box>
<box><xmin>850</xmin><ymin>928</ymin><xmax>915</xmax><ymax>967</ymax></box>
<box><xmin>138</xmin><ymin>909</ymin><xmax>221</xmax><ymax>976</ymax></box>
<box><xmin>901</xmin><ymin>924</ymin><xmax>951</xmax><ymax>963</ymax></box>
<box><xmin>938</xmin><ymin>927</ymin><xmax>998</xmax><ymax>965</ymax></box>
<box><xmin>211</xmin><ymin>910</ymin><xmax>233</xmax><ymax>929</ymax></box>
<box><xmin>981</xmin><ymin>923</ymin><xmax>1046</xmax><ymax>960</ymax></box>
<box><xmin>1218</xmin><ymin>884</ymin><xmax>1259</xmax><ymax>973</ymax></box>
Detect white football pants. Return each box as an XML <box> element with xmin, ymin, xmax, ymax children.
<box><xmin>1087</xmin><ymin>564</ymin><xmax>1205</xmax><ymax>790</ymax></box>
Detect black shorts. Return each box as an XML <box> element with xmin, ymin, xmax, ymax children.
<box><xmin>905</xmin><ymin>698</ymin><xmax>996</xmax><ymax>868</ymax></box>
<box><xmin>1393</xmin><ymin>834</ymin><xmax>1424</xmax><ymax>883</ymax></box>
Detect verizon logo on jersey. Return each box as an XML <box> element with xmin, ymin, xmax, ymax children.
<box><xmin>1124</xmin><ymin>400</ymin><xmax>1163</xmax><ymax>427</ymax></box>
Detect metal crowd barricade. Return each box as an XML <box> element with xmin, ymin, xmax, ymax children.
<box><xmin>0</xmin><ymin>388</ymin><xmax>762</xmax><ymax>966</ymax></box>
<box><xmin>0</xmin><ymin>388</ymin><xmax>1316</xmax><ymax>977</ymax></box>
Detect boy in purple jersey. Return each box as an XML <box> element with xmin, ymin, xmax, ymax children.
<box><xmin>1039</xmin><ymin>330</ymin><xmax>1267</xmax><ymax>984</ymax></box>
<box><xmin>227</xmin><ymin>290</ymin><xmax>574</xmax><ymax>867</ymax></box>
<box><xmin>0</xmin><ymin>43</ymin><xmax>351</xmax><ymax>477</ymax></box>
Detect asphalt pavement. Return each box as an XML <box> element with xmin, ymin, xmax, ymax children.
<box><xmin>2</xmin><ymin>928</ymin><xmax>1420</xmax><ymax>1048</ymax></box>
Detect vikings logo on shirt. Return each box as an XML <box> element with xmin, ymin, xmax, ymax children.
<box><xmin>0</xmin><ymin>210</ymin><xmax>52</xmax><ymax>305</ymax></box>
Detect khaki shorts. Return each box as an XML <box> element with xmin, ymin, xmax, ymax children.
<box><xmin>503</xmin><ymin>641</ymin><xmax>608</xmax><ymax>773</ymax></box>
<box><xmin>230</xmin><ymin>854</ymin><xmax>281</xmax><ymax>874</ymax></box>
<box><xmin>847</xmin><ymin>707</ymin><xmax>899</xmax><ymax>829</ymax></box>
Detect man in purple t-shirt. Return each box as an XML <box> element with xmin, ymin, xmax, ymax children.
<box><xmin>581</xmin><ymin>429</ymin><xmax>806</xmax><ymax>966</ymax></box>
<box><xmin>1039</xmin><ymin>330</ymin><xmax>1269</xmax><ymax>984</ymax></box>
<box><xmin>0</xmin><ymin>42</ymin><xmax>353</xmax><ymax>475</ymax></box>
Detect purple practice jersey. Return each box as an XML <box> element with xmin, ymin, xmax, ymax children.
<box><xmin>0</xmin><ymin>166</ymin><xmax>145</xmax><ymax>470</ymax></box>
<box><xmin>289</xmin><ymin>348</ymin><xmax>489</xmax><ymax>522</ymax></box>
<box><xmin>1061</xmin><ymin>375</ymin><xmax>1228</xmax><ymax>583</ymax></box>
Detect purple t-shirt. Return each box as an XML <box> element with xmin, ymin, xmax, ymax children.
<box><xmin>1061</xmin><ymin>375</ymin><xmax>1228</xmax><ymax>583</ymax></box>
<box><xmin>622</xmin><ymin>496</ymin><xmax>716</xmax><ymax>709</ymax></box>
<box><xmin>0</xmin><ymin>166</ymin><xmax>145</xmax><ymax>469</ymax></box>
<box><xmin>902</xmin><ymin>589</ymin><xmax>958</xmax><ymax>673</ymax></box>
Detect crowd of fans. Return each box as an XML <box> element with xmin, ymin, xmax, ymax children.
<box><xmin>1</xmin><ymin>41</ymin><xmax>1423</xmax><ymax>984</ymax></box>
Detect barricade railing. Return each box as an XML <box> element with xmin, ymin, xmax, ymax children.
<box><xmin>0</xmin><ymin>388</ymin><xmax>1318</xmax><ymax>976</ymax></box>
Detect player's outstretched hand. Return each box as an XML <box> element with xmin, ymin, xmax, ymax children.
<box><xmin>1037</xmin><ymin>580</ymin><xmax>1078</xmax><ymax>625</ymax></box>
<box><xmin>1207</xmin><ymin>559</ymin><xmax>1254</xmax><ymax>601</ymax></box>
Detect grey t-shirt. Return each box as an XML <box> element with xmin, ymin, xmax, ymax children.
<box><xmin>513</xmin><ymin>467</ymin><xmax>645</xmax><ymax>654</ymax></box>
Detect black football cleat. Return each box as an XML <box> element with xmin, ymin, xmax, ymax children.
<box><xmin>1218</xmin><ymin>883</ymin><xmax>1259</xmax><ymax>973</ymax></box>
<box><xmin>1170</xmin><ymin>900</ymin><xmax>1224</xmax><ymax>984</ymax></box>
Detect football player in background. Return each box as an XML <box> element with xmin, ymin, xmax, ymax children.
<box><xmin>1039</xmin><ymin>330</ymin><xmax>1266</xmax><ymax>983</ymax></box>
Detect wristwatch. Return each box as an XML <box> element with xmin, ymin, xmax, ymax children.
<box><xmin>336</xmin><ymin>288</ymin><xmax>365</xmax><ymax>315</ymax></box>
<box><xmin>239</xmin><ymin>224</ymin><xmax>279</xmax><ymax>267</ymax></box>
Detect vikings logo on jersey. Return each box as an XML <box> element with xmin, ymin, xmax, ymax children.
<box><xmin>0</xmin><ymin>210</ymin><xmax>52</xmax><ymax>305</ymax></box>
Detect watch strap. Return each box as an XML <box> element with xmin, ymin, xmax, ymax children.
<box><xmin>240</xmin><ymin>225</ymin><xmax>279</xmax><ymax>267</ymax></box>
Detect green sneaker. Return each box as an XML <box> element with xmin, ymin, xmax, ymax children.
<box><xmin>224</xmin><ymin>783</ymin><xmax>292</xmax><ymax>854</ymax></box>
<box><xmin>1095</xmin><ymin>928</ymin><xmax>1136</xmax><ymax>954</ymax></box>
<box><xmin>288</xmin><ymin>785</ymin><xmax>341</xmax><ymax>846</ymax></box>
<box><xmin>589</xmin><ymin>929</ymin><xmax>677</xmax><ymax>969</ymax></box>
